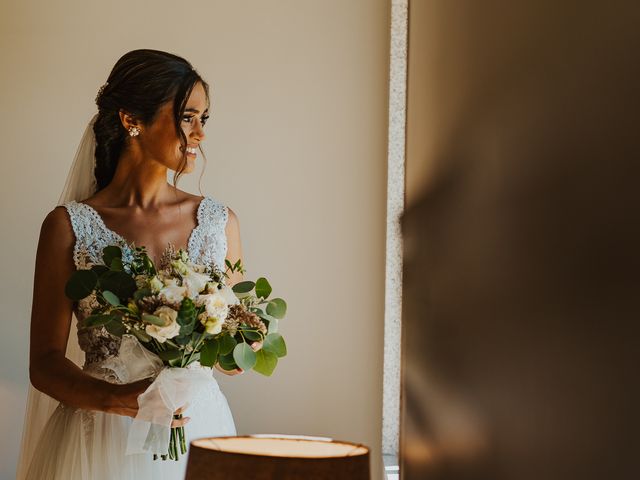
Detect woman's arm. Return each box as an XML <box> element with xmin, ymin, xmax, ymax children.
<box><xmin>215</xmin><ymin>206</ymin><xmax>250</xmax><ymax>376</ymax></box>
<box><xmin>224</xmin><ymin>207</ymin><xmax>244</xmax><ymax>287</ymax></box>
<box><xmin>28</xmin><ymin>207</ymin><xmax>150</xmax><ymax>417</ymax></box>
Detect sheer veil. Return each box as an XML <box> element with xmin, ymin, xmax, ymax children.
<box><xmin>16</xmin><ymin>114</ymin><xmax>99</xmax><ymax>479</ymax></box>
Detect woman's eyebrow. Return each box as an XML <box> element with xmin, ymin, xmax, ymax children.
<box><xmin>184</xmin><ymin>107</ymin><xmax>209</xmax><ymax>114</ymax></box>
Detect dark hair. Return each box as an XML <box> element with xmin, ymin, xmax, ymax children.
<box><xmin>93</xmin><ymin>49</ymin><xmax>210</xmax><ymax>190</ymax></box>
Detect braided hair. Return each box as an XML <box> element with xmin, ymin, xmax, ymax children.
<box><xmin>93</xmin><ymin>49</ymin><xmax>210</xmax><ymax>190</ymax></box>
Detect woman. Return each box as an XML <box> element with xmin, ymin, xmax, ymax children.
<box><xmin>18</xmin><ymin>49</ymin><xmax>252</xmax><ymax>479</ymax></box>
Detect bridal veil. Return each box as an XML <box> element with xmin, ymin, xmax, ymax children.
<box><xmin>16</xmin><ymin>114</ymin><xmax>98</xmax><ymax>479</ymax></box>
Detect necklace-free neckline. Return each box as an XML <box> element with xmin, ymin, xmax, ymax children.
<box><xmin>74</xmin><ymin>196</ymin><xmax>208</xmax><ymax>262</ymax></box>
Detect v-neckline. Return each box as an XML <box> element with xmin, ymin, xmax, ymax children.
<box><xmin>76</xmin><ymin>196</ymin><xmax>207</xmax><ymax>262</ymax></box>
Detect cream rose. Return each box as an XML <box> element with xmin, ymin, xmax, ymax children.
<box><xmin>145</xmin><ymin>306</ymin><xmax>180</xmax><ymax>343</ymax></box>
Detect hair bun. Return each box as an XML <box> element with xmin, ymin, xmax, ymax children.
<box><xmin>95</xmin><ymin>82</ymin><xmax>109</xmax><ymax>105</ymax></box>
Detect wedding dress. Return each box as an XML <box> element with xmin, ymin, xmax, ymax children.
<box><xmin>20</xmin><ymin>195</ymin><xmax>237</xmax><ymax>480</ymax></box>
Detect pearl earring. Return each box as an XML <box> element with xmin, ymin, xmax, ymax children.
<box><xmin>128</xmin><ymin>126</ymin><xmax>140</xmax><ymax>137</ymax></box>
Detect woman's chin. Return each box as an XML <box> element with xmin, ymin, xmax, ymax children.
<box><xmin>171</xmin><ymin>158</ymin><xmax>196</xmax><ymax>174</ymax></box>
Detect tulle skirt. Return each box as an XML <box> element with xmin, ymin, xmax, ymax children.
<box><xmin>23</xmin><ymin>372</ymin><xmax>236</xmax><ymax>480</ymax></box>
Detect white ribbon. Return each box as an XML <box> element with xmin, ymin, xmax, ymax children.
<box><xmin>101</xmin><ymin>334</ymin><xmax>213</xmax><ymax>456</ymax></box>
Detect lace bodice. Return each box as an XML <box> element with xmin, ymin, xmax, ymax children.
<box><xmin>62</xmin><ymin>196</ymin><xmax>229</xmax><ymax>374</ymax></box>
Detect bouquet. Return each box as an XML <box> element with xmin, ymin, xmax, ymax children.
<box><xmin>65</xmin><ymin>244</ymin><xmax>287</xmax><ymax>460</ymax></box>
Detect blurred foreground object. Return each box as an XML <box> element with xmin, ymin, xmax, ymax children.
<box><xmin>185</xmin><ymin>435</ymin><xmax>370</xmax><ymax>479</ymax></box>
<box><xmin>400</xmin><ymin>1</ymin><xmax>640</xmax><ymax>479</ymax></box>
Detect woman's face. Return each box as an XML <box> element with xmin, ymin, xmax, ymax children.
<box><xmin>137</xmin><ymin>81</ymin><xmax>209</xmax><ymax>173</ymax></box>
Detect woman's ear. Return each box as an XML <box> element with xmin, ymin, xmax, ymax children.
<box><xmin>118</xmin><ymin>109</ymin><xmax>140</xmax><ymax>131</ymax></box>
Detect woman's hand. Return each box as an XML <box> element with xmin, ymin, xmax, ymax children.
<box><xmin>106</xmin><ymin>379</ymin><xmax>190</xmax><ymax>427</ymax></box>
<box><xmin>213</xmin><ymin>341</ymin><xmax>263</xmax><ymax>376</ymax></box>
<box><xmin>214</xmin><ymin>363</ymin><xmax>244</xmax><ymax>376</ymax></box>
<box><xmin>107</xmin><ymin>378</ymin><xmax>153</xmax><ymax>418</ymax></box>
<box><xmin>172</xmin><ymin>403</ymin><xmax>191</xmax><ymax>428</ymax></box>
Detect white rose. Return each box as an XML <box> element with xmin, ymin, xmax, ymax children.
<box><xmin>198</xmin><ymin>311</ymin><xmax>224</xmax><ymax>335</ymax></box>
<box><xmin>182</xmin><ymin>269</ymin><xmax>211</xmax><ymax>297</ymax></box>
<box><xmin>219</xmin><ymin>285</ymin><xmax>240</xmax><ymax>306</ymax></box>
<box><xmin>159</xmin><ymin>278</ymin><xmax>187</xmax><ymax>304</ymax></box>
<box><xmin>196</xmin><ymin>292</ymin><xmax>230</xmax><ymax>320</ymax></box>
<box><xmin>145</xmin><ymin>306</ymin><xmax>180</xmax><ymax>343</ymax></box>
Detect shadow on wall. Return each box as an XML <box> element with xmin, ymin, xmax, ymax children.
<box><xmin>400</xmin><ymin>1</ymin><xmax>640</xmax><ymax>479</ymax></box>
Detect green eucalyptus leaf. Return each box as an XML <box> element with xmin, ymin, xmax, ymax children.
<box><xmin>219</xmin><ymin>335</ymin><xmax>237</xmax><ymax>355</ymax></box>
<box><xmin>200</xmin><ymin>338</ymin><xmax>220</xmax><ymax>367</ymax></box>
<box><xmin>254</xmin><ymin>349</ymin><xmax>278</xmax><ymax>376</ymax></box>
<box><xmin>191</xmin><ymin>331</ymin><xmax>203</xmax><ymax>345</ymax></box>
<box><xmin>255</xmin><ymin>277</ymin><xmax>272</xmax><ymax>299</ymax></box>
<box><xmin>256</xmin><ymin>311</ymin><xmax>278</xmax><ymax>324</ymax></box>
<box><xmin>180</xmin><ymin>323</ymin><xmax>194</xmax><ymax>336</ymax></box>
<box><xmin>157</xmin><ymin>349</ymin><xmax>182</xmax><ymax>362</ymax></box>
<box><xmin>142</xmin><ymin>255</ymin><xmax>156</xmax><ymax>275</ymax></box>
<box><xmin>90</xmin><ymin>265</ymin><xmax>109</xmax><ymax>276</ymax></box>
<box><xmin>266</xmin><ymin>298</ymin><xmax>287</xmax><ymax>319</ymax></box>
<box><xmin>102</xmin><ymin>246</ymin><xmax>122</xmax><ymax>267</ymax></box>
<box><xmin>240</xmin><ymin>328</ymin><xmax>263</xmax><ymax>341</ymax></box>
<box><xmin>232</xmin><ymin>281</ymin><xmax>255</xmax><ymax>294</ymax></box>
<box><xmin>263</xmin><ymin>333</ymin><xmax>287</xmax><ymax>357</ymax></box>
<box><xmin>104</xmin><ymin>320</ymin><xmax>126</xmax><ymax>337</ymax></box>
<box><xmin>131</xmin><ymin>328</ymin><xmax>152</xmax><ymax>343</ymax></box>
<box><xmin>218</xmin><ymin>352</ymin><xmax>239</xmax><ymax>371</ymax></box>
<box><xmin>133</xmin><ymin>288</ymin><xmax>152</xmax><ymax>302</ymax></box>
<box><xmin>65</xmin><ymin>270</ymin><xmax>98</xmax><ymax>301</ymax></box>
<box><xmin>84</xmin><ymin>314</ymin><xmax>117</xmax><ymax>328</ymax></box>
<box><xmin>267</xmin><ymin>318</ymin><xmax>279</xmax><ymax>335</ymax></box>
<box><xmin>102</xmin><ymin>290</ymin><xmax>120</xmax><ymax>306</ymax></box>
<box><xmin>110</xmin><ymin>257</ymin><xmax>124</xmax><ymax>272</ymax></box>
<box><xmin>233</xmin><ymin>342</ymin><xmax>257</xmax><ymax>371</ymax></box>
<box><xmin>99</xmin><ymin>271</ymin><xmax>136</xmax><ymax>301</ymax></box>
<box><xmin>168</xmin><ymin>357</ymin><xmax>182</xmax><ymax>367</ymax></box>
<box><xmin>142</xmin><ymin>314</ymin><xmax>167</xmax><ymax>326</ymax></box>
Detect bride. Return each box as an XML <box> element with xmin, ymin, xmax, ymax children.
<box><xmin>17</xmin><ymin>49</ymin><xmax>255</xmax><ymax>479</ymax></box>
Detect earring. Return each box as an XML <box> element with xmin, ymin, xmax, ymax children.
<box><xmin>128</xmin><ymin>126</ymin><xmax>140</xmax><ymax>137</ymax></box>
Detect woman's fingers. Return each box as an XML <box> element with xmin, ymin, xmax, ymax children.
<box><xmin>214</xmin><ymin>363</ymin><xmax>244</xmax><ymax>376</ymax></box>
<box><xmin>250</xmin><ymin>341</ymin><xmax>263</xmax><ymax>352</ymax></box>
<box><xmin>174</xmin><ymin>402</ymin><xmax>190</xmax><ymax>415</ymax></box>
<box><xmin>171</xmin><ymin>416</ymin><xmax>191</xmax><ymax>428</ymax></box>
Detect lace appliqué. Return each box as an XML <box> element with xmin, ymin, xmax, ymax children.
<box><xmin>188</xmin><ymin>196</ymin><xmax>229</xmax><ymax>270</ymax></box>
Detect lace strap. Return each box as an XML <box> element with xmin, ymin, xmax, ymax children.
<box><xmin>188</xmin><ymin>196</ymin><xmax>229</xmax><ymax>270</ymax></box>
<box><xmin>62</xmin><ymin>200</ymin><xmax>117</xmax><ymax>270</ymax></box>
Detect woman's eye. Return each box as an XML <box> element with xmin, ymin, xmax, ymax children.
<box><xmin>182</xmin><ymin>115</ymin><xmax>209</xmax><ymax>126</ymax></box>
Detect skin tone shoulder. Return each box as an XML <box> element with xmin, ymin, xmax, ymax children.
<box><xmin>30</xmin><ymin>81</ymin><xmax>248</xmax><ymax>426</ymax></box>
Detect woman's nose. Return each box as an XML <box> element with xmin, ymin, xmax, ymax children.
<box><xmin>193</xmin><ymin>119</ymin><xmax>206</xmax><ymax>141</ymax></box>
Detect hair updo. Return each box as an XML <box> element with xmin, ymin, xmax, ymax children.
<box><xmin>93</xmin><ymin>49</ymin><xmax>210</xmax><ymax>190</ymax></box>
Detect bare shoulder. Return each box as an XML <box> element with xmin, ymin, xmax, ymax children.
<box><xmin>225</xmin><ymin>206</ymin><xmax>240</xmax><ymax>230</ymax></box>
<box><xmin>38</xmin><ymin>206</ymin><xmax>75</xmax><ymax>258</ymax></box>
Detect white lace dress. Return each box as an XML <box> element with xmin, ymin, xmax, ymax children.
<box><xmin>23</xmin><ymin>196</ymin><xmax>237</xmax><ymax>480</ymax></box>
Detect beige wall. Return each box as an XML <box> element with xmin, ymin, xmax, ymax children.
<box><xmin>0</xmin><ymin>1</ymin><xmax>389</xmax><ymax>478</ymax></box>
